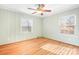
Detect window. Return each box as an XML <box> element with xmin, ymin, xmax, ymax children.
<box><xmin>59</xmin><ymin>15</ymin><xmax>76</xmax><ymax>34</ymax></box>
<box><xmin>21</xmin><ymin>18</ymin><xmax>33</xmax><ymax>32</ymax></box>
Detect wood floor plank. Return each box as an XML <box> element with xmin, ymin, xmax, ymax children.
<box><xmin>0</xmin><ymin>38</ymin><xmax>79</xmax><ymax>55</ymax></box>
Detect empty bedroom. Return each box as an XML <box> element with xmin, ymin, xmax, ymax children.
<box><xmin>0</xmin><ymin>4</ymin><xmax>79</xmax><ymax>55</ymax></box>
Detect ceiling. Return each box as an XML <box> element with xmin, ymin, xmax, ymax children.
<box><xmin>0</xmin><ymin>4</ymin><xmax>79</xmax><ymax>17</ymax></box>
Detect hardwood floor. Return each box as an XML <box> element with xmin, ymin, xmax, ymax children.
<box><xmin>0</xmin><ymin>38</ymin><xmax>79</xmax><ymax>55</ymax></box>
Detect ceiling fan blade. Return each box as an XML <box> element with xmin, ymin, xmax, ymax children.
<box><xmin>43</xmin><ymin>10</ymin><xmax>51</xmax><ymax>12</ymax></box>
<box><xmin>28</xmin><ymin>8</ymin><xmax>36</xmax><ymax>10</ymax></box>
<box><xmin>37</xmin><ymin>4</ymin><xmax>45</xmax><ymax>10</ymax></box>
<box><xmin>32</xmin><ymin>12</ymin><xmax>37</xmax><ymax>14</ymax></box>
<box><xmin>40</xmin><ymin>4</ymin><xmax>45</xmax><ymax>7</ymax></box>
<box><xmin>41</xmin><ymin>13</ymin><xmax>43</xmax><ymax>15</ymax></box>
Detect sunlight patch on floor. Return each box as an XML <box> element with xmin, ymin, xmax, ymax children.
<box><xmin>41</xmin><ymin>43</ymin><xmax>77</xmax><ymax>55</ymax></box>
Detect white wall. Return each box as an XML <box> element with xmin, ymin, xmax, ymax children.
<box><xmin>43</xmin><ymin>8</ymin><xmax>79</xmax><ymax>46</ymax></box>
<box><xmin>0</xmin><ymin>8</ymin><xmax>79</xmax><ymax>46</ymax></box>
<box><xmin>0</xmin><ymin>9</ymin><xmax>43</xmax><ymax>45</ymax></box>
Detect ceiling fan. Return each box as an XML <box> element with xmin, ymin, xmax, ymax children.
<box><xmin>28</xmin><ymin>4</ymin><xmax>51</xmax><ymax>15</ymax></box>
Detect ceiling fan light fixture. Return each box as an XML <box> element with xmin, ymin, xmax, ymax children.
<box><xmin>37</xmin><ymin>11</ymin><xmax>42</xmax><ymax>13</ymax></box>
<box><xmin>28</xmin><ymin>4</ymin><xmax>51</xmax><ymax>16</ymax></box>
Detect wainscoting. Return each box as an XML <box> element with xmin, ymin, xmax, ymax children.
<box><xmin>0</xmin><ymin>38</ymin><xmax>79</xmax><ymax>55</ymax></box>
